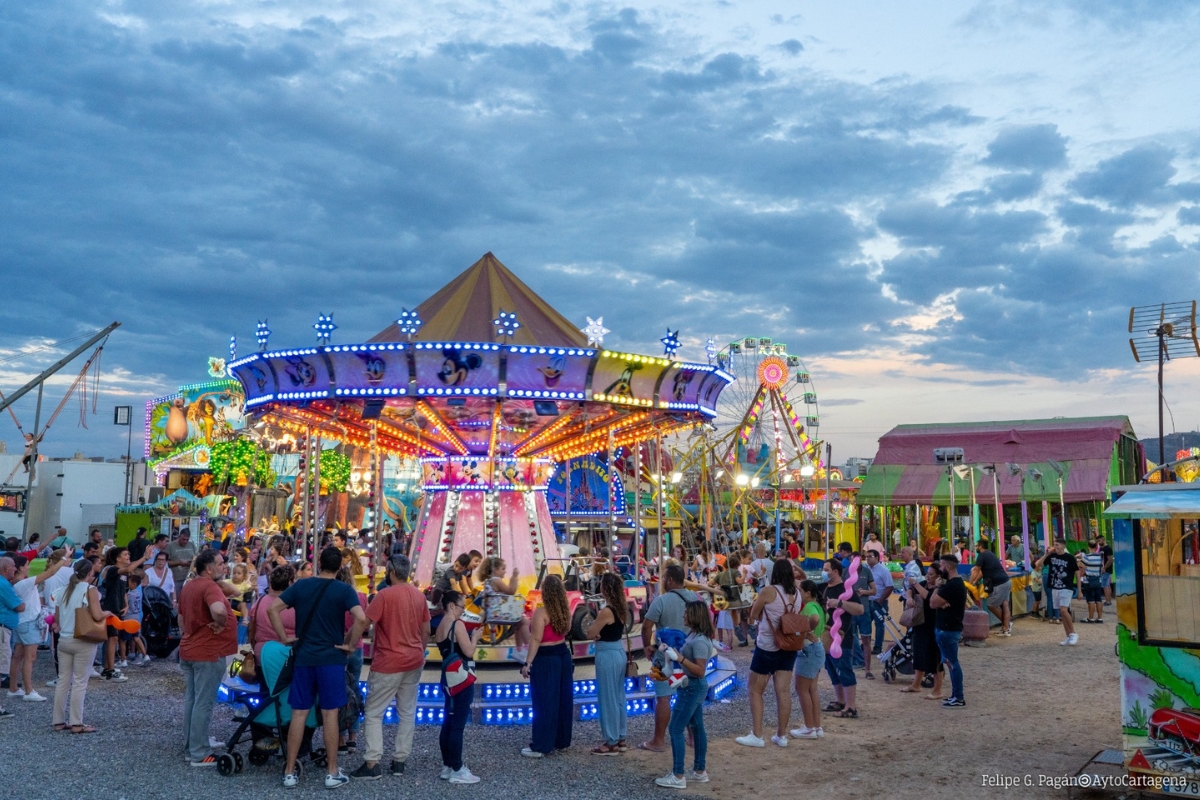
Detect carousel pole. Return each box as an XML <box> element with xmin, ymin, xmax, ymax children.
<box><xmin>19</xmin><ymin>382</ymin><xmax>44</xmax><ymax>543</ymax></box>
<box><xmin>311</xmin><ymin>433</ymin><xmax>323</xmax><ymax>571</ymax></box>
<box><xmin>655</xmin><ymin>433</ymin><xmax>665</xmax><ymax>567</ymax></box>
<box><xmin>606</xmin><ymin>427</ymin><xmax>616</xmax><ymax>568</ymax></box>
<box><xmin>564</xmin><ymin>456</ymin><xmax>572</xmax><ymax>550</ymax></box>
<box><xmin>634</xmin><ymin>444</ymin><xmax>642</xmax><ymax>579</ymax></box>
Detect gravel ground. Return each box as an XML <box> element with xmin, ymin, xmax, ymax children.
<box><xmin>2</xmin><ymin>605</ymin><xmax>1121</xmax><ymax>799</ymax></box>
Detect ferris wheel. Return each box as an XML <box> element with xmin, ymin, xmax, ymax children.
<box><xmin>712</xmin><ymin>336</ymin><xmax>822</xmax><ymax>481</ymax></box>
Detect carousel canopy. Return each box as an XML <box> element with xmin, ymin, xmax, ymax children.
<box><xmin>370</xmin><ymin>253</ymin><xmax>587</xmax><ymax>347</ymax></box>
<box><xmin>227</xmin><ymin>255</ymin><xmax>731</xmax><ymax>464</ymax></box>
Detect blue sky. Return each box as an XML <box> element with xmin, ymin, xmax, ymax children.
<box><xmin>2</xmin><ymin>0</ymin><xmax>1199</xmax><ymax>461</ymax></box>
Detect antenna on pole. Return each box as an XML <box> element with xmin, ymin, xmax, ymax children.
<box><xmin>1129</xmin><ymin>301</ymin><xmax>1199</xmax><ymax>479</ymax></box>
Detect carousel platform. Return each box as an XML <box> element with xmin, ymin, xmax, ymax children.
<box><xmin>220</xmin><ymin>653</ymin><xmax>738</xmax><ymax>726</ymax></box>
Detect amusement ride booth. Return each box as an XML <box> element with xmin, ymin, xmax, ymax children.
<box><xmin>221</xmin><ymin>253</ymin><xmax>739</xmax><ymax>725</ymax></box>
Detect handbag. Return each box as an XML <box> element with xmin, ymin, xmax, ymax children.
<box><xmin>274</xmin><ymin>579</ymin><xmax>333</xmax><ymax>696</ymax></box>
<box><xmin>899</xmin><ymin>589</ymin><xmax>925</xmax><ymax>628</ymax></box>
<box><xmin>441</xmin><ymin>621</ymin><xmax>477</xmax><ymax>697</ymax></box>
<box><xmin>73</xmin><ymin>586</ymin><xmax>108</xmax><ymax>644</ymax></box>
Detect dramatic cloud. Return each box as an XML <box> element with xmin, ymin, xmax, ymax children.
<box><xmin>1</xmin><ymin>0</ymin><xmax>1198</xmax><ymax>459</ymax></box>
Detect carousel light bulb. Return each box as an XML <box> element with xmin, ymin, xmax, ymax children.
<box><xmin>735</xmin><ymin>474</ymin><xmax>749</xmax><ymax>487</ymax></box>
<box><xmin>751</xmin><ymin>477</ymin><xmax>761</xmax><ymax>488</ymax></box>
<box><xmin>670</xmin><ymin>472</ymin><xmax>683</xmax><ymax>484</ymax></box>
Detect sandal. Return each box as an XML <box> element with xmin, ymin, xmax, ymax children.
<box><xmin>864</xmin><ymin>671</ymin><xmax>875</xmax><ymax>680</ymax></box>
<box><xmin>616</xmin><ymin>740</ymin><xmax>628</xmax><ymax>752</ymax></box>
<box><xmin>591</xmin><ymin>744</ymin><xmax>621</xmax><ymax>756</ymax></box>
<box><xmin>71</xmin><ymin>725</ymin><xmax>98</xmax><ymax>734</ymax></box>
<box><xmin>924</xmin><ymin>694</ymin><xmax>944</xmax><ymax>701</ymax></box>
<box><xmin>823</xmin><ymin>702</ymin><xmax>845</xmax><ymax>712</ymax></box>
<box><xmin>838</xmin><ymin>707</ymin><xmax>858</xmax><ymax>718</ymax></box>
<box><xmin>53</xmin><ymin>723</ymin><xmax>69</xmax><ymax>731</ymax></box>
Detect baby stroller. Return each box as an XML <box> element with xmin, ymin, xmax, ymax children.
<box><xmin>141</xmin><ymin>586</ymin><xmax>180</xmax><ymax>659</ymax></box>
<box><xmin>217</xmin><ymin>642</ymin><xmax>319</xmax><ymax>777</ymax></box>
<box><xmin>875</xmin><ymin>605</ymin><xmax>914</xmax><ymax>684</ymax></box>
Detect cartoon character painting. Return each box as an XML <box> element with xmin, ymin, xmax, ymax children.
<box><xmin>537</xmin><ymin>354</ymin><xmax>566</xmax><ymax>388</ymax></box>
<box><xmin>602</xmin><ymin>362</ymin><xmax>643</xmax><ymax>398</ymax></box>
<box><xmin>358</xmin><ymin>352</ymin><xmax>386</xmax><ymax>385</ymax></box>
<box><xmin>672</xmin><ymin>370</ymin><xmax>695</xmax><ymax>401</ymax></box>
<box><xmin>284</xmin><ymin>356</ymin><xmax>317</xmax><ymax>388</ymax></box>
<box><xmin>438</xmin><ymin>348</ymin><xmax>482</xmax><ymax>386</ymax></box>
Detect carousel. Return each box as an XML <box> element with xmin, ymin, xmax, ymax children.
<box><xmin>222</xmin><ymin>254</ymin><xmax>738</xmax><ymax>723</ymax></box>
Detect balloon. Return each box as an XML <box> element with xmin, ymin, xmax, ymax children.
<box><xmin>105</xmin><ymin>615</ymin><xmax>141</xmax><ymax>634</ymax></box>
<box><xmin>828</xmin><ymin>556</ymin><xmax>860</xmax><ymax>659</ymax></box>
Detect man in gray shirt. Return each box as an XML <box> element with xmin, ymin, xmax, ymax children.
<box><xmin>165</xmin><ymin>528</ymin><xmax>197</xmax><ymax>602</ymax></box>
<box><xmin>639</xmin><ymin>563</ymin><xmax>697</xmax><ymax>752</ymax></box>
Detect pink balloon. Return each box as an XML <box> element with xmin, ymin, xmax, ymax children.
<box><xmin>828</xmin><ymin>556</ymin><xmax>860</xmax><ymax>659</ymax></box>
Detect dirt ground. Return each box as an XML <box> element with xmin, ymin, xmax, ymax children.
<box><xmin>624</xmin><ymin>600</ymin><xmax>1122</xmax><ymax>799</ymax></box>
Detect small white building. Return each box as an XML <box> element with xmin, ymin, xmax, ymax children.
<box><xmin>0</xmin><ymin>454</ymin><xmax>154</xmax><ymax>544</ymax></box>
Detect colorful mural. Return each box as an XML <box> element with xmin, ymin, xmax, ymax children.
<box><xmin>1109</xmin><ymin>486</ymin><xmax>1200</xmax><ymax>793</ymax></box>
<box><xmin>146</xmin><ymin>380</ymin><xmax>245</xmax><ymax>459</ymax></box>
<box><xmin>546</xmin><ymin>454</ymin><xmax>625</xmax><ymax>516</ymax></box>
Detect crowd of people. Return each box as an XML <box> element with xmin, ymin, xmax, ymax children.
<box><xmin>0</xmin><ymin>519</ymin><xmax>1114</xmax><ymax>791</ymax></box>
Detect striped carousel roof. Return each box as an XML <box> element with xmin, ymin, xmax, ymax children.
<box><xmin>369</xmin><ymin>252</ymin><xmax>588</xmax><ymax>347</ymax></box>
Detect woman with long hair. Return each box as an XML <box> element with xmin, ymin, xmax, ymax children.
<box><xmin>435</xmin><ymin>591</ymin><xmax>484</xmax><ymax>784</ymax></box>
<box><xmin>737</xmin><ymin>559</ymin><xmax>800</xmax><ymax>748</ymax></box>
<box><xmin>655</xmin><ymin>601</ymin><xmax>715</xmax><ymax>789</ymax></box>
<box><xmin>51</xmin><ymin>559</ymin><xmax>107</xmax><ymax>733</ymax></box>
<box><xmin>692</xmin><ymin>541</ymin><xmax>715</xmax><ymax>580</ymax></box>
<box><xmin>586</xmin><ymin>572</ymin><xmax>630</xmax><ymax>755</ymax></box>
<box><xmin>476</xmin><ymin>556</ymin><xmax>530</xmax><ymax>655</ymax></box>
<box><xmin>789</xmin><ymin>579</ymin><xmax>827</xmax><ymax>739</ymax></box>
<box><xmin>903</xmin><ymin>563</ymin><xmax>944</xmax><ymax>700</ymax></box>
<box><xmin>520</xmin><ymin>575</ymin><xmax>574</xmax><ymax>758</ymax></box>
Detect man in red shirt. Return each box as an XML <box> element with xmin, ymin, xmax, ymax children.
<box><xmin>351</xmin><ymin>554</ymin><xmax>430</xmax><ymax>781</ymax></box>
<box><xmin>178</xmin><ymin>550</ymin><xmax>237</xmax><ymax>767</ymax></box>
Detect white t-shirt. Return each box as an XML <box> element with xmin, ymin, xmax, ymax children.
<box><xmin>14</xmin><ymin>576</ymin><xmax>42</xmax><ymax>625</ymax></box>
<box><xmin>750</xmin><ymin>558</ymin><xmax>774</xmax><ymax>589</ymax></box>
<box><xmin>52</xmin><ymin>583</ymin><xmax>91</xmax><ymax>638</ymax></box>
<box><xmin>41</xmin><ymin>567</ymin><xmax>71</xmax><ymax>608</ymax></box>
<box><xmin>146</xmin><ymin>566</ymin><xmax>176</xmax><ymax>596</ymax></box>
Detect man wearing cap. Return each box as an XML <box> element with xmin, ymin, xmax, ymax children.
<box><xmin>352</xmin><ymin>554</ymin><xmax>430</xmax><ymax>780</ymax></box>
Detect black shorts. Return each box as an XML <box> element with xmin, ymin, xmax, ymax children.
<box><xmin>750</xmin><ymin>646</ymin><xmax>797</xmax><ymax>675</ymax></box>
<box><xmin>1082</xmin><ymin>585</ymin><xmax>1103</xmax><ymax>604</ymax></box>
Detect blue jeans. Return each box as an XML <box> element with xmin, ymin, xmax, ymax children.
<box><xmin>345</xmin><ymin>649</ymin><xmax>364</xmax><ymax>733</ymax></box>
<box><xmin>934</xmin><ymin>629</ymin><xmax>963</xmax><ymax>701</ymax></box>
<box><xmin>668</xmin><ymin>676</ymin><xmax>708</xmax><ymax>776</ymax></box>
<box><xmin>439</xmin><ymin>682</ymin><xmax>473</xmax><ymax>770</ymax></box>
<box><xmin>872</xmin><ymin>599</ymin><xmax>888</xmax><ymax>651</ymax></box>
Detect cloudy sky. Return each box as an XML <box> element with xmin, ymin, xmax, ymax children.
<box><xmin>2</xmin><ymin>0</ymin><xmax>1200</xmax><ymax>463</ymax></box>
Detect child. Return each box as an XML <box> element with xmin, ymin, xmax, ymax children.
<box><xmin>1029</xmin><ymin>566</ymin><xmax>1043</xmax><ymax>619</ymax></box>
<box><xmin>229</xmin><ymin>563</ymin><xmax>256</xmax><ymax>645</ymax></box>
<box><xmin>655</xmin><ymin>601</ymin><xmax>714</xmax><ymax>790</ymax></box>
<box><xmin>123</xmin><ymin>571</ymin><xmax>149</xmax><ymax>665</ymax></box>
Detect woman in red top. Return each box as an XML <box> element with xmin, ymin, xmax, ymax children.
<box><xmin>520</xmin><ymin>576</ymin><xmax>574</xmax><ymax>758</ymax></box>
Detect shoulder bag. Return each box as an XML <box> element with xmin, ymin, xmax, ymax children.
<box><xmin>899</xmin><ymin>586</ymin><xmax>925</xmax><ymax>628</ymax></box>
<box><xmin>71</xmin><ymin>586</ymin><xmax>107</xmax><ymax>644</ymax></box>
<box><xmin>273</xmin><ymin>579</ymin><xmax>333</xmax><ymax>696</ymax></box>
<box><xmin>441</xmin><ymin>620</ymin><xmax>477</xmax><ymax>697</ymax></box>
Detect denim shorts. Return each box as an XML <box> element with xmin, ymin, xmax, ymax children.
<box><xmin>1100</xmin><ymin>573</ymin><xmax>1112</xmax><ymax>588</ymax></box>
<box><xmin>14</xmin><ymin>619</ymin><xmax>43</xmax><ymax>645</ymax></box>
<box><xmin>289</xmin><ymin>663</ymin><xmax>348</xmax><ymax>711</ymax></box>
<box><xmin>853</xmin><ymin>600</ymin><xmax>873</xmax><ymax>636</ymax></box>
<box><xmin>793</xmin><ymin>640</ymin><xmax>824</xmax><ymax>680</ymax></box>
<box><xmin>654</xmin><ymin>678</ymin><xmax>676</xmax><ymax>698</ymax></box>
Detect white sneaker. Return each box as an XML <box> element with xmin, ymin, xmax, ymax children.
<box><xmin>89</xmin><ymin>668</ymin><xmax>101</xmax><ymax>678</ymax></box>
<box><xmin>440</xmin><ymin>767</ymin><xmax>453</xmax><ymax>780</ymax></box>
<box><xmin>116</xmin><ymin>660</ymin><xmax>128</xmax><ymax>668</ymax></box>
<box><xmin>687</xmin><ymin>771</ymin><xmax>710</xmax><ymax>783</ymax></box>
<box><xmin>22</xmin><ymin>691</ymin><xmax>48</xmax><ymax>702</ymax></box>
<box><xmin>45</xmin><ymin>679</ymin><xmax>57</xmax><ymax>688</ymax></box>
<box><xmin>209</xmin><ymin>736</ymin><xmax>225</xmax><ymax>749</ymax></box>
<box><xmin>449</xmin><ymin>766</ymin><xmax>480</xmax><ymax>784</ymax></box>
<box><xmin>791</xmin><ymin>726</ymin><xmax>821</xmax><ymax>739</ymax></box>
<box><xmin>6</xmin><ymin>690</ymin><xmax>25</xmax><ymax>699</ymax></box>
<box><xmin>735</xmin><ymin>733</ymin><xmax>765</xmax><ymax>748</ymax></box>
<box><xmin>1059</xmin><ymin>637</ymin><xmax>1071</xmax><ymax>646</ymax></box>
<box><xmin>520</xmin><ymin>747</ymin><xmax>544</xmax><ymax>758</ymax></box>
<box><xmin>655</xmin><ymin>773</ymin><xmax>687</xmax><ymax>789</ymax></box>
<box><xmin>324</xmin><ymin>769</ymin><xmax>350</xmax><ymax>789</ymax></box>
<box><xmin>771</xmin><ymin>734</ymin><xmax>788</xmax><ymax>747</ymax></box>
<box><xmin>282</xmin><ymin>771</ymin><xmax>299</xmax><ymax>788</ymax></box>
<box><xmin>1067</xmin><ymin>633</ymin><xmax>1079</xmax><ymax>645</ymax></box>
